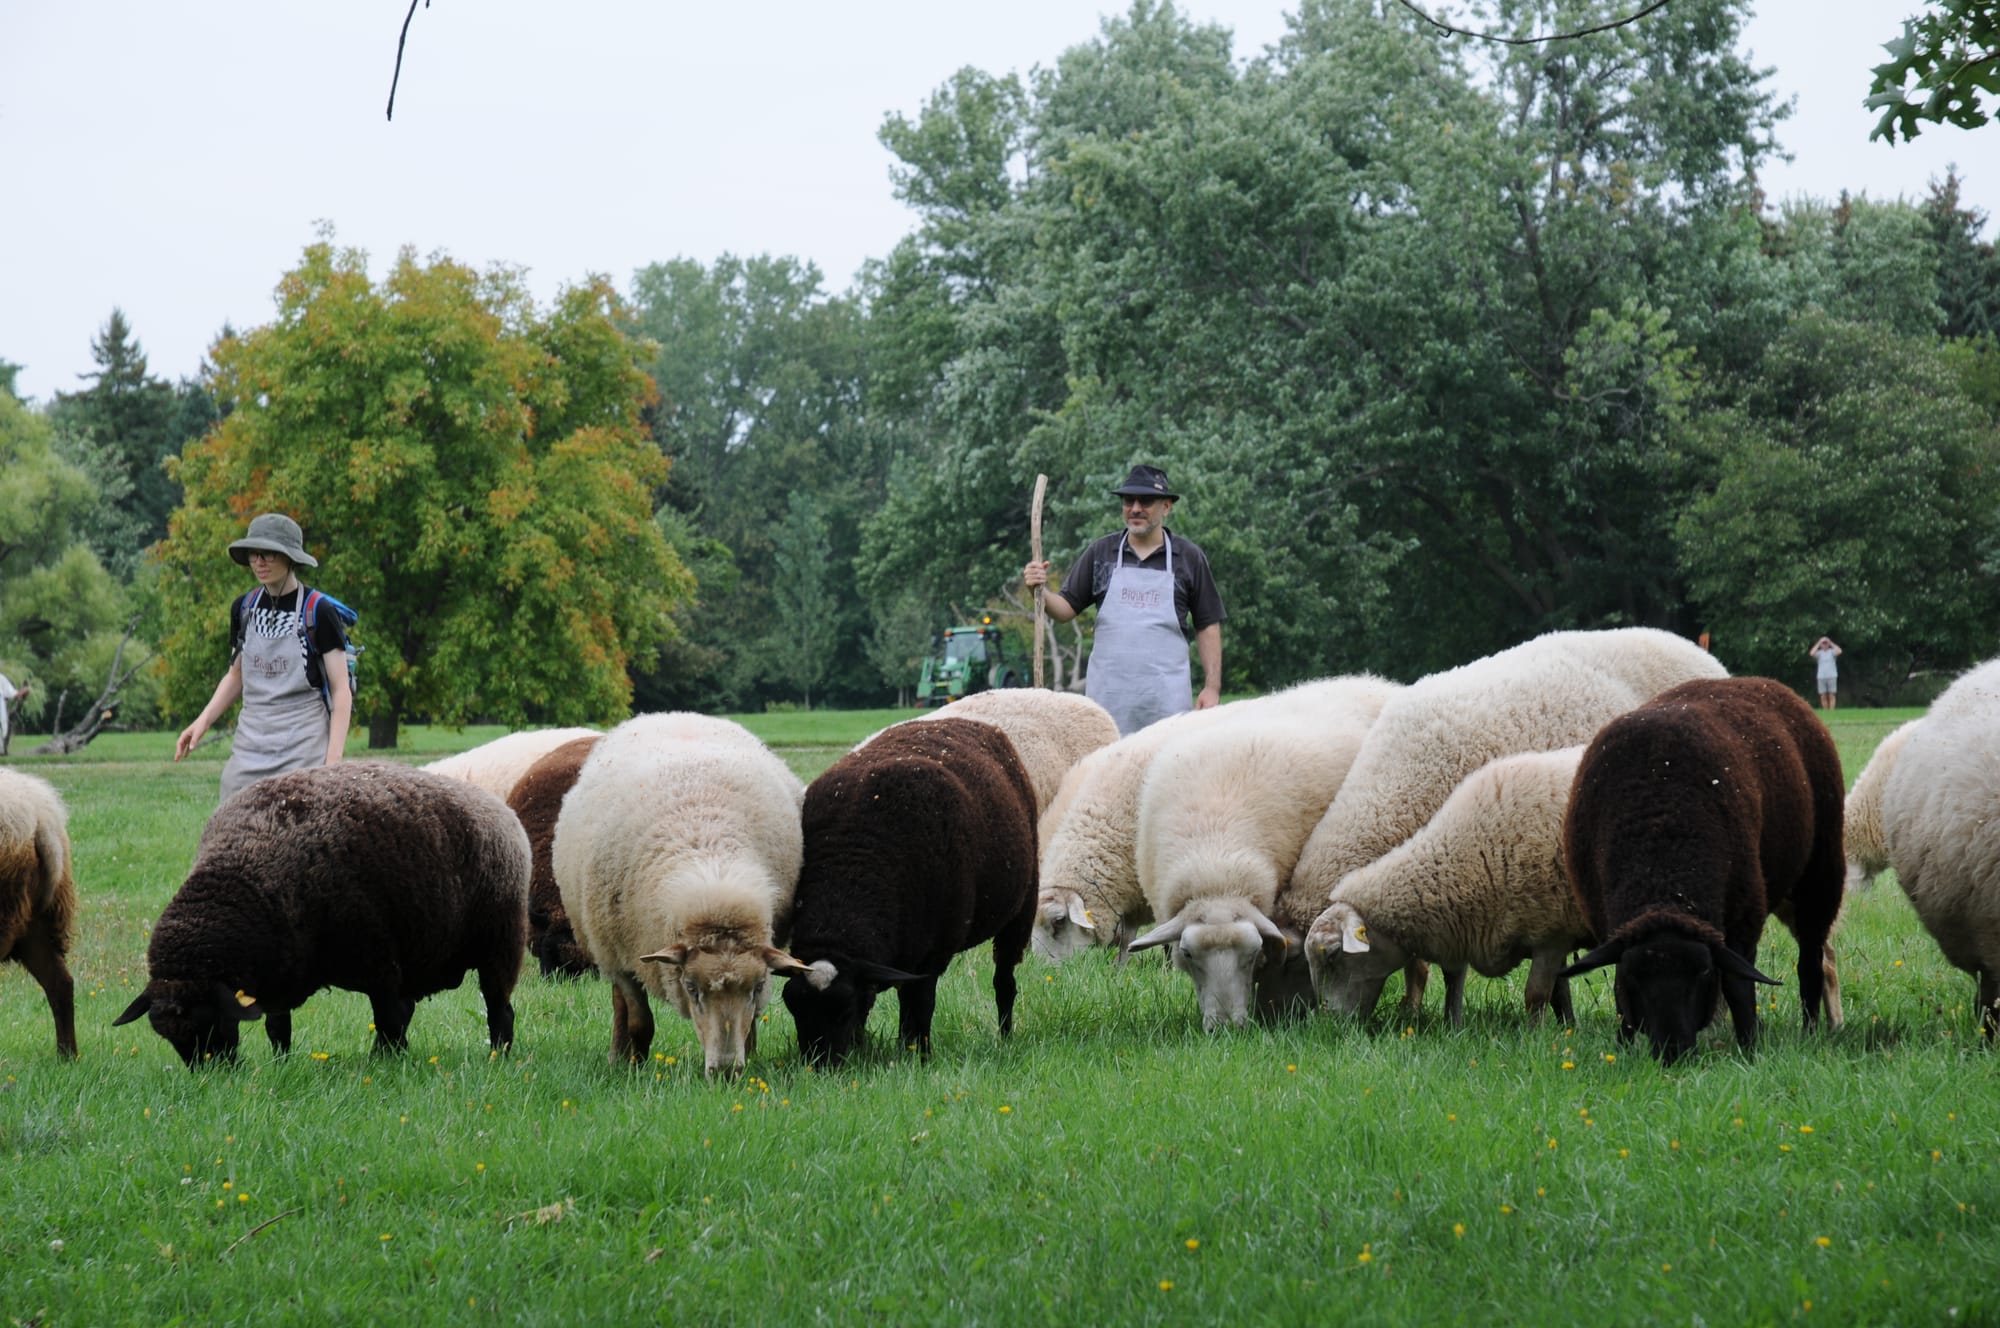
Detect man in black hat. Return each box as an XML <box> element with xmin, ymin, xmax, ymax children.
<box><xmin>1023</xmin><ymin>464</ymin><xmax>1226</xmax><ymax>736</ymax></box>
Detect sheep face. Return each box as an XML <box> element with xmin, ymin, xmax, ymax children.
<box><xmin>1304</xmin><ymin>902</ymin><xmax>1403</xmax><ymax>1019</ymax></box>
<box><xmin>112</xmin><ymin>980</ymin><xmax>265</xmax><ymax>1068</ymax></box>
<box><xmin>1563</xmin><ymin>933</ymin><xmax>1780</xmax><ymax>1065</ymax></box>
<box><xmin>1031</xmin><ymin>889</ymin><xmax>1097</xmax><ymax>963</ymax></box>
<box><xmin>641</xmin><ymin>943</ymin><xmax>791</xmax><ymax>1079</ymax></box>
<box><xmin>1131</xmin><ymin>899</ymin><xmax>1287</xmax><ymax>1032</ymax></box>
<box><xmin>779</xmin><ymin>961</ymin><xmax>876</xmax><ymax>1067</ymax></box>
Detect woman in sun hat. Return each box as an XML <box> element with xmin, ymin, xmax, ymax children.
<box><xmin>174</xmin><ymin>512</ymin><xmax>352</xmax><ymax>800</ymax></box>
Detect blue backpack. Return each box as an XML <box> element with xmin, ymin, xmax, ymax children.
<box><xmin>242</xmin><ymin>585</ymin><xmax>361</xmax><ymax>712</ymax></box>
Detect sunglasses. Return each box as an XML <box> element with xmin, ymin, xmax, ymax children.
<box><xmin>1121</xmin><ymin>496</ymin><xmax>1163</xmax><ymax>509</ymax></box>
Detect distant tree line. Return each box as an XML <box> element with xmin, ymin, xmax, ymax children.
<box><xmin>4</xmin><ymin>0</ymin><xmax>1999</xmax><ymax>744</ymax></box>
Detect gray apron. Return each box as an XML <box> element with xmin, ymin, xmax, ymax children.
<box><xmin>1085</xmin><ymin>531</ymin><xmax>1193</xmax><ymax>737</ymax></box>
<box><xmin>220</xmin><ymin>593</ymin><xmax>329</xmax><ymax>803</ymax></box>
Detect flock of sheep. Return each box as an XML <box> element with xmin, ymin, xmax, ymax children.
<box><xmin>2</xmin><ymin>627</ymin><xmax>1997</xmax><ymax>1076</ymax></box>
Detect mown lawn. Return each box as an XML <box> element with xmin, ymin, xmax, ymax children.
<box><xmin>0</xmin><ymin>708</ymin><xmax>1992</xmax><ymax>1326</ymax></box>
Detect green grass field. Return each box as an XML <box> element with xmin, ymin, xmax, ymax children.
<box><xmin>0</xmin><ymin>708</ymin><xmax>1993</xmax><ymax>1325</ymax></box>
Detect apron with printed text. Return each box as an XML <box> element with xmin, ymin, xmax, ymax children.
<box><xmin>1085</xmin><ymin>532</ymin><xmax>1193</xmax><ymax>737</ymax></box>
<box><xmin>220</xmin><ymin>595</ymin><xmax>330</xmax><ymax>803</ymax></box>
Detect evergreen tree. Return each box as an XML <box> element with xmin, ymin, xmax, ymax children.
<box><xmin>50</xmin><ymin>309</ymin><xmax>183</xmax><ymax>570</ymax></box>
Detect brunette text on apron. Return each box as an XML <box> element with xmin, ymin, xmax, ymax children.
<box><xmin>1085</xmin><ymin>531</ymin><xmax>1194</xmax><ymax>737</ymax></box>
<box><xmin>220</xmin><ymin>594</ymin><xmax>330</xmax><ymax>802</ymax></box>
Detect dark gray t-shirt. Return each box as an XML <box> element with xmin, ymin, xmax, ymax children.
<box><xmin>1058</xmin><ymin>530</ymin><xmax>1227</xmax><ymax>641</ymax></box>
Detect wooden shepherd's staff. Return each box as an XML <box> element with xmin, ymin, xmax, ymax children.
<box><xmin>1031</xmin><ymin>473</ymin><xmax>1048</xmax><ymax>689</ymax></box>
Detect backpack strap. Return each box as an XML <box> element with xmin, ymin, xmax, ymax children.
<box><xmin>297</xmin><ymin>586</ymin><xmax>332</xmax><ymax>712</ymax></box>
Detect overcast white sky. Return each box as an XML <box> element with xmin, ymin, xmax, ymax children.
<box><xmin>1</xmin><ymin>1</ymin><xmax>1988</xmax><ymax>405</ymax></box>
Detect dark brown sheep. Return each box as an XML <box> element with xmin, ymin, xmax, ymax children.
<box><xmin>780</xmin><ymin>718</ymin><xmax>1039</xmax><ymax>1067</ymax></box>
<box><xmin>506</xmin><ymin>734</ymin><xmax>601</xmax><ymax>979</ymax></box>
<box><xmin>1560</xmin><ymin>677</ymin><xmax>1845</xmax><ymax>1064</ymax></box>
<box><xmin>0</xmin><ymin>769</ymin><xmax>78</xmax><ymax>1059</ymax></box>
<box><xmin>114</xmin><ymin>762</ymin><xmax>530</xmax><ymax>1065</ymax></box>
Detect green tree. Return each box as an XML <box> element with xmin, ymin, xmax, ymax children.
<box><xmin>1923</xmin><ymin>170</ymin><xmax>2000</xmax><ymax>339</ymax></box>
<box><xmin>766</xmin><ymin>491</ymin><xmax>838</xmax><ymax>708</ymax></box>
<box><xmin>0</xmin><ymin>392</ymin><xmax>157</xmax><ymax>740</ymax></box>
<box><xmin>156</xmin><ymin>236</ymin><xmax>690</xmax><ymax>748</ymax></box>
<box><xmin>1869</xmin><ymin>0</ymin><xmax>2000</xmax><ymax>143</ymax></box>
<box><xmin>1676</xmin><ymin>314</ymin><xmax>2000</xmax><ymax>693</ymax></box>
<box><xmin>49</xmin><ymin>310</ymin><xmax>185</xmax><ymax>573</ymax></box>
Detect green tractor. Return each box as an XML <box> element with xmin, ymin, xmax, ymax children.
<box><xmin>915</xmin><ymin>616</ymin><xmax>1025</xmax><ymax>706</ymax></box>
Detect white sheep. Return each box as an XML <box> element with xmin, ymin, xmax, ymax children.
<box><xmin>1033</xmin><ymin>676</ymin><xmax>1399</xmax><ymax>962</ymax></box>
<box><xmin>1881</xmin><ymin>663</ymin><xmax>2000</xmax><ymax>1039</ymax></box>
<box><xmin>423</xmin><ymin>727</ymin><xmax>600</xmax><ymax>801</ymax></box>
<box><xmin>913</xmin><ymin>689</ymin><xmax>1119</xmax><ymax>813</ymax></box>
<box><xmin>0</xmin><ymin>768</ymin><xmax>78</xmax><ymax>1059</ymax></box>
<box><xmin>1845</xmin><ymin>718</ymin><xmax>1924</xmax><ymax>890</ymax></box>
<box><xmin>1275</xmin><ymin>630</ymin><xmax>1723</xmax><ymax>1014</ymax></box>
<box><xmin>552</xmin><ymin>712</ymin><xmax>805</xmax><ymax>1077</ymax></box>
<box><xmin>1125</xmin><ymin>681</ymin><xmax>1394</xmax><ymax>1029</ymax></box>
<box><xmin>1307</xmin><ymin>747</ymin><xmax>1592</xmax><ymax>1027</ymax></box>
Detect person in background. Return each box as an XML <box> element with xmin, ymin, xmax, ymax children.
<box><xmin>0</xmin><ymin>671</ymin><xmax>29</xmax><ymax>756</ymax></box>
<box><xmin>1023</xmin><ymin>464</ymin><xmax>1226</xmax><ymax>737</ymax></box>
<box><xmin>174</xmin><ymin>513</ymin><xmax>351</xmax><ymax>800</ymax></box>
<box><xmin>1809</xmin><ymin>635</ymin><xmax>1842</xmax><ymax>711</ymax></box>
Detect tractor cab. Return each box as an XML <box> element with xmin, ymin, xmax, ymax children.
<box><xmin>915</xmin><ymin>617</ymin><xmax>1022</xmax><ymax>705</ymax></box>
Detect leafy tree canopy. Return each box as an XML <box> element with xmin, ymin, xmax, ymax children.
<box><xmin>1869</xmin><ymin>0</ymin><xmax>2000</xmax><ymax>143</ymax></box>
<box><xmin>155</xmin><ymin>236</ymin><xmax>689</xmax><ymax>747</ymax></box>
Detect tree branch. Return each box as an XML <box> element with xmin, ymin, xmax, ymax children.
<box><xmin>385</xmin><ymin>0</ymin><xmax>429</xmax><ymax>122</ymax></box>
<box><xmin>1393</xmin><ymin>0</ymin><xmax>1676</xmax><ymax>46</ymax></box>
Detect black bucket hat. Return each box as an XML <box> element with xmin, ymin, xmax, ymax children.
<box><xmin>228</xmin><ymin>512</ymin><xmax>319</xmax><ymax>568</ymax></box>
<box><xmin>1109</xmin><ymin>464</ymin><xmax>1179</xmax><ymax>501</ymax></box>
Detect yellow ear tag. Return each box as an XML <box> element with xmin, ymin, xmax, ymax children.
<box><xmin>234</xmin><ymin>990</ymin><xmax>257</xmax><ymax>1008</ymax></box>
<box><xmin>1353</xmin><ymin>925</ymin><xmax>1368</xmax><ymax>943</ymax></box>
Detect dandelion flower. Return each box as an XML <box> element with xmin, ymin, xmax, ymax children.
<box><xmin>1452</xmin><ymin>1224</ymin><xmax>1465</xmax><ymax>1239</ymax></box>
<box><xmin>1186</xmin><ymin>1239</ymin><xmax>1200</xmax><ymax>1251</ymax></box>
<box><xmin>1800</xmin><ymin>1126</ymin><xmax>1814</xmax><ymax>1134</ymax></box>
<box><xmin>999</xmin><ymin>1106</ymin><xmax>1013</xmax><ymax>1114</ymax></box>
<box><xmin>381</xmin><ymin>1234</ymin><xmax>393</xmax><ymax>1242</ymax></box>
<box><xmin>238</xmin><ymin>1193</ymin><xmax>250</xmax><ymax>1203</ymax></box>
<box><xmin>1159</xmin><ymin>1281</ymin><xmax>1174</xmax><ymax>1292</ymax></box>
<box><xmin>1816</xmin><ymin>1237</ymin><xmax>1830</xmax><ymax>1247</ymax></box>
<box><xmin>1358</xmin><ymin>1251</ymin><xmax>1372</xmax><ymax>1264</ymax></box>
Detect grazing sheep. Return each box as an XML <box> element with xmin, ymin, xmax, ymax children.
<box><xmin>781</xmin><ymin>718</ymin><xmax>1038</xmax><ymax>1066</ymax></box>
<box><xmin>1034</xmin><ymin>676</ymin><xmax>1400</xmax><ymax>962</ymax></box>
<box><xmin>506</xmin><ymin>734</ymin><xmax>602</xmax><ymax>979</ymax></box>
<box><xmin>914</xmin><ymin>689</ymin><xmax>1119</xmax><ymax>813</ymax></box>
<box><xmin>1275</xmin><ymin>631</ymin><xmax>1724</xmax><ymax>1008</ymax></box>
<box><xmin>423</xmin><ymin>727</ymin><xmax>600</xmax><ymax>801</ymax></box>
<box><xmin>113</xmin><ymin>763</ymin><xmax>529</xmax><ymax>1064</ymax></box>
<box><xmin>1560</xmin><ymin>677</ymin><xmax>1845</xmax><ymax>1064</ymax></box>
<box><xmin>553</xmin><ymin>713</ymin><xmax>804</xmax><ymax>1077</ymax></box>
<box><xmin>1126</xmin><ymin>703</ymin><xmax>1374</xmax><ymax>1031</ymax></box>
<box><xmin>1845</xmin><ymin>719</ymin><xmax>1924</xmax><ymax>891</ymax></box>
<box><xmin>1306</xmin><ymin>748</ymin><xmax>1592</xmax><ymax>1027</ymax></box>
<box><xmin>1880</xmin><ymin>662</ymin><xmax>2000</xmax><ymax>1038</ymax></box>
<box><xmin>0</xmin><ymin>769</ymin><xmax>78</xmax><ymax>1059</ymax></box>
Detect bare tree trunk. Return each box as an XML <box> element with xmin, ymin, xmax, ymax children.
<box><xmin>30</xmin><ymin>620</ymin><xmax>152</xmax><ymax>756</ymax></box>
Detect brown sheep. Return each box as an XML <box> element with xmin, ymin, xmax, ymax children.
<box><xmin>0</xmin><ymin>769</ymin><xmax>78</xmax><ymax>1059</ymax></box>
<box><xmin>506</xmin><ymin>734</ymin><xmax>602</xmax><ymax>978</ymax></box>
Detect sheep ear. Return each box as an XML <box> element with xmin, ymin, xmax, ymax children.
<box><xmin>1341</xmin><ymin>910</ymin><xmax>1371</xmax><ymax>955</ymax></box>
<box><xmin>1560</xmin><ymin>940</ymin><xmax>1625</xmax><ymax>979</ymax></box>
<box><xmin>1067</xmin><ymin>897</ymin><xmax>1096</xmax><ymax>931</ymax></box>
<box><xmin>112</xmin><ymin>991</ymin><xmax>153</xmax><ymax>1027</ymax></box>
<box><xmin>1249</xmin><ymin>907</ymin><xmax>1291</xmax><ymax>960</ymax></box>
<box><xmin>1127</xmin><ymin>916</ymin><xmax>1187</xmax><ymax>954</ymax></box>
<box><xmin>219</xmin><ymin>983</ymin><xmax>264</xmax><ymax>1023</ymax></box>
<box><xmin>639</xmin><ymin>946</ymin><xmax>691</xmax><ymax>967</ymax></box>
<box><xmin>1712</xmin><ymin>945</ymin><xmax>1782</xmax><ymax>986</ymax></box>
<box><xmin>773</xmin><ymin>957</ymin><xmax>840</xmax><ymax>991</ymax></box>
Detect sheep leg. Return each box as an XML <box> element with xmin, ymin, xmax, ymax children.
<box><xmin>369</xmin><ymin>992</ymin><xmax>415</xmax><ymax>1054</ymax></box>
<box><xmin>1442</xmin><ymin>966</ymin><xmax>1468</xmax><ymax>1028</ymax></box>
<box><xmin>264</xmin><ymin>1008</ymin><xmax>294</xmax><ymax>1056</ymax></box>
<box><xmin>10</xmin><ymin>917</ymin><xmax>75</xmax><ymax>1060</ymax></box>
<box><xmin>1980</xmin><ymin>970</ymin><xmax>1998</xmax><ymax>1041</ymax></box>
<box><xmin>1396</xmin><ymin>959</ymin><xmax>1429</xmax><ymax>1017</ymax></box>
<box><xmin>1817</xmin><ymin>939</ymin><xmax>1842</xmax><ymax>1031</ymax></box>
<box><xmin>1720</xmin><ymin>971</ymin><xmax>1760</xmax><ymax>1053</ymax></box>
<box><xmin>477</xmin><ymin>962</ymin><xmax>517</xmax><ymax>1051</ymax></box>
<box><xmin>1523</xmin><ymin>948</ymin><xmax>1565</xmax><ymax>1026</ymax></box>
<box><xmin>609</xmin><ymin>976</ymin><xmax>655</xmax><ymax>1064</ymax></box>
<box><xmin>1794</xmin><ymin>934</ymin><xmax>1828</xmax><ymax>1035</ymax></box>
<box><xmin>898</xmin><ymin>978</ymin><xmax>938</xmax><ymax>1060</ymax></box>
<box><xmin>992</xmin><ymin>907</ymin><xmax>1032</xmax><ymax>1038</ymax></box>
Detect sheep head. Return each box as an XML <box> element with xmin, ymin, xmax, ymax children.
<box><xmin>1030</xmin><ymin>889</ymin><xmax>1097</xmax><ymax>963</ymax></box>
<box><xmin>776</xmin><ymin>953</ymin><xmax>924</xmax><ymax>1067</ymax></box>
<box><xmin>1561</xmin><ymin>932</ymin><xmax>1778</xmax><ymax>1065</ymax></box>
<box><xmin>641</xmin><ymin>940</ymin><xmax>797</xmax><ymax>1079</ymax></box>
<box><xmin>1130</xmin><ymin>899</ymin><xmax>1288</xmax><ymax>1032</ymax></box>
<box><xmin>112</xmin><ymin>980</ymin><xmax>265</xmax><ymax>1068</ymax></box>
<box><xmin>1304</xmin><ymin>901</ymin><xmax>1404</xmax><ymax>1020</ymax></box>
